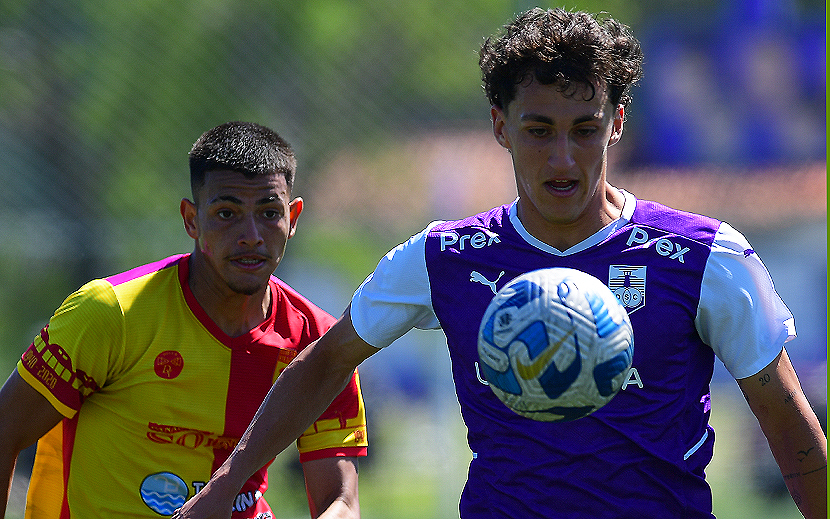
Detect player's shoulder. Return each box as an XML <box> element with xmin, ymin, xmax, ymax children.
<box><xmin>629</xmin><ymin>196</ymin><xmax>722</xmax><ymax>242</ymax></box>
<box><xmin>269</xmin><ymin>276</ymin><xmax>312</xmax><ymax>308</ymax></box>
<box><xmin>428</xmin><ymin>204</ymin><xmax>511</xmax><ymax>234</ymax></box>
<box><xmin>86</xmin><ymin>254</ymin><xmax>187</xmax><ymax>313</ymax></box>
<box><xmin>71</xmin><ymin>255</ymin><xmax>183</xmax><ymax>308</ymax></box>
<box><xmin>269</xmin><ymin>276</ymin><xmax>336</xmax><ymax>328</ymax></box>
<box><xmin>67</xmin><ymin>277</ymin><xmax>120</xmax><ymax>310</ymax></box>
<box><xmin>48</xmin><ymin>277</ymin><xmax>127</xmax><ymax>340</ymax></box>
<box><xmin>104</xmin><ymin>254</ymin><xmax>184</xmax><ymax>288</ymax></box>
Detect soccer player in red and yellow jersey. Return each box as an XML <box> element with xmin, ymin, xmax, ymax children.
<box><xmin>0</xmin><ymin>122</ymin><xmax>367</xmax><ymax>518</ymax></box>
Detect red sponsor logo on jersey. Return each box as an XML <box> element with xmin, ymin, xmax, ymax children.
<box><xmin>146</xmin><ymin>422</ymin><xmax>239</xmax><ymax>450</ymax></box>
<box><xmin>154</xmin><ymin>350</ymin><xmax>184</xmax><ymax>379</ymax></box>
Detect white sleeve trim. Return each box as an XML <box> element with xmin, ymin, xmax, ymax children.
<box><xmin>350</xmin><ymin>222</ymin><xmax>442</xmax><ymax>348</ymax></box>
<box><xmin>695</xmin><ymin>222</ymin><xmax>795</xmax><ymax>379</ymax></box>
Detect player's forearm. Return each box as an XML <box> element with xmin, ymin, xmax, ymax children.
<box><xmin>739</xmin><ymin>350</ymin><xmax>827</xmax><ymax>518</ymax></box>
<box><xmin>305</xmin><ymin>457</ymin><xmax>361</xmax><ymax>519</ymax></box>
<box><xmin>783</xmin><ymin>463</ymin><xmax>827</xmax><ymax>519</ymax></box>
<box><xmin>765</xmin><ymin>414</ymin><xmax>827</xmax><ymax>519</ymax></box>
<box><xmin>1</xmin><ymin>457</ymin><xmax>14</xmax><ymax>517</ymax></box>
<box><xmin>317</xmin><ymin>497</ymin><xmax>360</xmax><ymax>519</ymax></box>
<box><xmin>0</xmin><ymin>383</ymin><xmax>20</xmax><ymax>516</ymax></box>
<box><xmin>0</xmin><ymin>436</ymin><xmax>26</xmax><ymax>517</ymax></box>
<box><xmin>1</xmin><ymin>370</ymin><xmax>62</xmax><ymax>518</ymax></box>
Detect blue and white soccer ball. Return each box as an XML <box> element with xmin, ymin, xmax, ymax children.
<box><xmin>477</xmin><ymin>267</ymin><xmax>634</xmax><ymax>422</ymax></box>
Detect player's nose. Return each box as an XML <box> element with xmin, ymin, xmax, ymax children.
<box><xmin>548</xmin><ymin>133</ymin><xmax>576</xmax><ymax>170</ymax></box>
<box><xmin>237</xmin><ymin>214</ymin><xmax>264</xmax><ymax>246</ymax></box>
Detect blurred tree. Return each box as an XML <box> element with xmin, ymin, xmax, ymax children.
<box><xmin>0</xmin><ymin>0</ymin><xmax>823</xmax><ymax>359</ymax></box>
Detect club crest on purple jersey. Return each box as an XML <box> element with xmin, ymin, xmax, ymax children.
<box><xmin>608</xmin><ymin>265</ymin><xmax>646</xmax><ymax>313</ymax></box>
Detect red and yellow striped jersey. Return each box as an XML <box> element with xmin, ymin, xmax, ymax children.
<box><xmin>17</xmin><ymin>254</ymin><xmax>367</xmax><ymax>518</ymax></box>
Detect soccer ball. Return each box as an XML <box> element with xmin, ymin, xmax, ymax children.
<box><xmin>477</xmin><ymin>267</ymin><xmax>633</xmax><ymax>422</ymax></box>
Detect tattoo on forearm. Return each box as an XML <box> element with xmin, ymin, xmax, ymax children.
<box><xmin>802</xmin><ymin>465</ymin><xmax>827</xmax><ymax>476</ymax></box>
<box><xmin>796</xmin><ymin>447</ymin><xmax>814</xmax><ymax>461</ymax></box>
<box><xmin>782</xmin><ymin>464</ymin><xmax>828</xmax><ymax>481</ymax></box>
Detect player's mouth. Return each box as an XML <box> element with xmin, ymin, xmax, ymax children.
<box><xmin>544</xmin><ymin>179</ymin><xmax>578</xmax><ymax>196</ymax></box>
<box><xmin>230</xmin><ymin>255</ymin><xmax>269</xmax><ymax>270</ymax></box>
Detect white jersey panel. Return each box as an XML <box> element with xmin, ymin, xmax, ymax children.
<box><xmin>696</xmin><ymin>221</ymin><xmax>796</xmax><ymax>379</ymax></box>
<box><xmin>350</xmin><ymin>223</ymin><xmax>441</xmax><ymax>348</ymax></box>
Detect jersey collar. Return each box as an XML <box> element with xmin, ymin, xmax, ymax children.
<box><xmin>508</xmin><ymin>188</ymin><xmax>636</xmax><ymax>256</ymax></box>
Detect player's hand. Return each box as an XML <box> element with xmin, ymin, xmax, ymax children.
<box><xmin>170</xmin><ymin>488</ymin><xmax>232</xmax><ymax>519</ymax></box>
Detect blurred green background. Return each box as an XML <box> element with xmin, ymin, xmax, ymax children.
<box><xmin>2</xmin><ymin>0</ymin><xmax>825</xmax><ymax>517</ymax></box>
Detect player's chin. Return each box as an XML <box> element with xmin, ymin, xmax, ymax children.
<box><xmin>226</xmin><ymin>271</ymin><xmax>272</xmax><ymax>296</ymax></box>
<box><xmin>228</xmin><ymin>280</ymin><xmax>269</xmax><ymax>296</ymax></box>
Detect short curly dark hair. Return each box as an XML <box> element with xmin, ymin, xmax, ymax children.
<box><xmin>480</xmin><ymin>8</ymin><xmax>643</xmax><ymax>111</ymax></box>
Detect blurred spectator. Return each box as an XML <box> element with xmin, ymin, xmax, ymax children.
<box><xmin>631</xmin><ymin>0</ymin><xmax>825</xmax><ymax>167</ymax></box>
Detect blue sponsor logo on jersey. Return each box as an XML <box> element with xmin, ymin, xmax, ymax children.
<box><xmin>140</xmin><ymin>472</ymin><xmax>188</xmax><ymax>515</ymax></box>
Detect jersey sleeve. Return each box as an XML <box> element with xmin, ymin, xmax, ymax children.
<box><xmin>277</xmin><ymin>281</ymin><xmax>368</xmax><ymax>462</ymax></box>
<box><xmin>17</xmin><ymin>279</ymin><xmax>125</xmax><ymax>417</ymax></box>
<box><xmin>350</xmin><ymin>223</ymin><xmax>442</xmax><ymax>349</ymax></box>
<box><xmin>695</xmin><ymin>222</ymin><xmax>795</xmax><ymax>379</ymax></box>
<box><xmin>295</xmin><ymin>370</ymin><xmax>368</xmax><ymax>462</ymax></box>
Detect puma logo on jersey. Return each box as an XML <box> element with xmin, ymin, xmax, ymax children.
<box><xmin>470</xmin><ymin>270</ymin><xmax>504</xmax><ymax>294</ymax></box>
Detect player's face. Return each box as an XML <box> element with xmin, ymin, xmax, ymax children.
<box><xmin>182</xmin><ymin>169</ymin><xmax>302</xmax><ymax>297</ymax></box>
<box><xmin>492</xmin><ymin>79</ymin><xmax>623</xmax><ymax>248</ymax></box>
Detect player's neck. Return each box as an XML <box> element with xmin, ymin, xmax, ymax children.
<box><xmin>518</xmin><ymin>182</ymin><xmax>625</xmax><ymax>251</ymax></box>
<box><xmin>208</xmin><ymin>289</ymin><xmax>272</xmax><ymax>338</ymax></box>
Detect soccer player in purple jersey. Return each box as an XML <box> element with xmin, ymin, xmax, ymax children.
<box><xmin>175</xmin><ymin>8</ymin><xmax>826</xmax><ymax>519</ymax></box>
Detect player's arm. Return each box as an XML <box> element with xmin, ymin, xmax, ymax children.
<box><xmin>302</xmin><ymin>456</ymin><xmax>360</xmax><ymax>518</ymax></box>
<box><xmin>737</xmin><ymin>347</ymin><xmax>827</xmax><ymax>519</ymax></box>
<box><xmin>174</xmin><ymin>306</ymin><xmax>379</xmax><ymax>519</ymax></box>
<box><xmin>0</xmin><ymin>369</ymin><xmax>65</xmax><ymax>512</ymax></box>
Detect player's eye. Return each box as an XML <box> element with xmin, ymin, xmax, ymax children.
<box><xmin>262</xmin><ymin>209</ymin><xmax>280</xmax><ymax>220</ymax></box>
<box><xmin>216</xmin><ymin>209</ymin><xmax>234</xmax><ymax>220</ymax></box>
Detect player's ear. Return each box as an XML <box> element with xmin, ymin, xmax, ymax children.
<box><xmin>608</xmin><ymin>105</ymin><xmax>624</xmax><ymax>146</ymax></box>
<box><xmin>181</xmin><ymin>198</ymin><xmax>198</xmax><ymax>239</ymax></box>
<box><xmin>491</xmin><ymin>106</ymin><xmax>512</xmax><ymax>151</ymax></box>
<box><xmin>287</xmin><ymin>197</ymin><xmax>303</xmax><ymax>239</ymax></box>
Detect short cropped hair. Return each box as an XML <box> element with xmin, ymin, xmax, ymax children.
<box><xmin>188</xmin><ymin>121</ymin><xmax>297</xmax><ymax>200</ymax></box>
<box><xmin>480</xmin><ymin>8</ymin><xmax>643</xmax><ymax>111</ymax></box>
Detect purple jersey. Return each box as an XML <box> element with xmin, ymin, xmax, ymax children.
<box><xmin>350</xmin><ymin>192</ymin><xmax>793</xmax><ymax>518</ymax></box>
